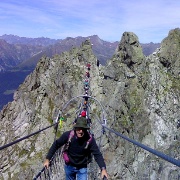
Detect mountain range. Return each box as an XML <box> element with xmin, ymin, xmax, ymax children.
<box><xmin>0</xmin><ymin>34</ymin><xmax>119</xmax><ymax>71</ymax></box>
<box><xmin>0</xmin><ymin>34</ymin><xmax>160</xmax><ymax>110</ymax></box>
<box><xmin>0</xmin><ymin>34</ymin><xmax>160</xmax><ymax>71</ymax></box>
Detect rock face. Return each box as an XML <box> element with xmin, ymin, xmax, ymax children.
<box><xmin>102</xmin><ymin>30</ymin><xmax>180</xmax><ymax>179</ymax></box>
<box><xmin>0</xmin><ymin>29</ymin><xmax>180</xmax><ymax>180</ymax></box>
<box><xmin>159</xmin><ymin>28</ymin><xmax>180</xmax><ymax>76</ymax></box>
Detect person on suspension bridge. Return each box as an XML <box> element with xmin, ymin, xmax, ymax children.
<box><xmin>97</xmin><ymin>59</ymin><xmax>100</xmax><ymax>67</ymax></box>
<box><xmin>85</xmin><ymin>71</ymin><xmax>90</xmax><ymax>78</ymax></box>
<box><xmin>84</xmin><ymin>84</ymin><xmax>89</xmax><ymax>91</ymax></box>
<box><xmin>44</xmin><ymin>116</ymin><xmax>108</xmax><ymax>180</ymax></box>
<box><xmin>84</xmin><ymin>79</ymin><xmax>89</xmax><ymax>86</ymax></box>
<box><xmin>86</xmin><ymin>63</ymin><xmax>91</xmax><ymax>70</ymax></box>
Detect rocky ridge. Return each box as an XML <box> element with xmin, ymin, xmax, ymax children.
<box><xmin>0</xmin><ymin>28</ymin><xmax>180</xmax><ymax>179</ymax></box>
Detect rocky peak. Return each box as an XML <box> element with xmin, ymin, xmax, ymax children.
<box><xmin>159</xmin><ymin>28</ymin><xmax>180</xmax><ymax>76</ymax></box>
<box><xmin>104</xmin><ymin>32</ymin><xmax>145</xmax><ymax>81</ymax></box>
<box><xmin>115</xmin><ymin>32</ymin><xmax>144</xmax><ymax>70</ymax></box>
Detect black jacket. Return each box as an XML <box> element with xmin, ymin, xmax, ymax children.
<box><xmin>46</xmin><ymin>130</ymin><xmax>106</xmax><ymax>169</ymax></box>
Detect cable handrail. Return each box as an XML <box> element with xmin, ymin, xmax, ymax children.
<box><xmin>102</xmin><ymin>124</ymin><xmax>180</xmax><ymax>167</ymax></box>
<box><xmin>0</xmin><ymin>122</ymin><xmax>57</xmax><ymax>150</ymax></box>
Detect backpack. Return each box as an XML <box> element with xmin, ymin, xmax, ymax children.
<box><xmin>62</xmin><ymin>130</ymin><xmax>93</xmax><ymax>164</ymax></box>
<box><xmin>81</xmin><ymin>110</ymin><xmax>86</xmax><ymax>117</ymax></box>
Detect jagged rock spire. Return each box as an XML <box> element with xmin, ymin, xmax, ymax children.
<box><xmin>159</xmin><ymin>28</ymin><xmax>180</xmax><ymax>76</ymax></box>
<box><xmin>116</xmin><ymin>32</ymin><xmax>144</xmax><ymax>68</ymax></box>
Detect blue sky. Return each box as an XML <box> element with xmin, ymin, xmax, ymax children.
<box><xmin>0</xmin><ymin>0</ymin><xmax>180</xmax><ymax>43</ymax></box>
